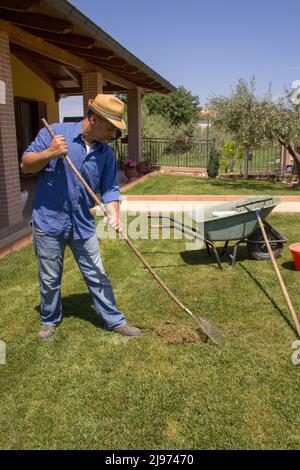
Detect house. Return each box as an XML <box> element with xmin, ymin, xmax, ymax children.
<box><xmin>0</xmin><ymin>0</ymin><xmax>176</xmax><ymax>249</ymax></box>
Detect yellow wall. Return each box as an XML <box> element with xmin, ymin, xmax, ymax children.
<box><xmin>11</xmin><ymin>54</ymin><xmax>59</xmax><ymax>123</ymax></box>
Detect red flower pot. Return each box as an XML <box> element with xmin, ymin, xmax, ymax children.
<box><xmin>124</xmin><ymin>168</ymin><xmax>138</xmax><ymax>181</ymax></box>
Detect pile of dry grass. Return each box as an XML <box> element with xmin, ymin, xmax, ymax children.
<box><xmin>154</xmin><ymin>322</ymin><xmax>200</xmax><ymax>344</ymax></box>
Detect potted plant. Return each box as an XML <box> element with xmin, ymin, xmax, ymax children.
<box><xmin>136</xmin><ymin>160</ymin><xmax>150</xmax><ymax>175</ymax></box>
<box><xmin>124</xmin><ymin>159</ymin><xmax>138</xmax><ymax>180</ymax></box>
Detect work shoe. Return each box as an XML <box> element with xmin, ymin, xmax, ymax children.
<box><xmin>38</xmin><ymin>324</ymin><xmax>56</xmax><ymax>340</ymax></box>
<box><xmin>113</xmin><ymin>324</ymin><xmax>141</xmax><ymax>337</ymax></box>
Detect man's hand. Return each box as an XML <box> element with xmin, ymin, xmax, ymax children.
<box><xmin>48</xmin><ymin>135</ymin><xmax>68</xmax><ymax>159</ymax></box>
<box><xmin>21</xmin><ymin>135</ymin><xmax>68</xmax><ymax>174</ymax></box>
<box><xmin>103</xmin><ymin>201</ymin><xmax>123</xmax><ymax>232</ymax></box>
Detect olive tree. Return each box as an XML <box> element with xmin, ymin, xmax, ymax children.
<box><xmin>209</xmin><ymin>77</ymin><xmax>300</xmax><ymax>181</ymax></box>
<box><xmin>263</xmin><ymin>92</ymin><xmax>300</xmax><ymax>180</ymax></box>
<box><xmin>208</xmin><ymin>77</ymin><xmax>271</xmax><ymax>177</ymax></box>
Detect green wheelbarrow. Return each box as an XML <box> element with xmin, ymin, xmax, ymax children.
<box><xmin>153</xmin><ymin>196</ymin><xmax>287</xmax><ymax>269</ymax></box>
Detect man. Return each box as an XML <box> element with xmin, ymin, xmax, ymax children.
<box><xmin>21</xmin><ymin>94</ymin><xmax>141</xmax><ymax>340</ymax></box>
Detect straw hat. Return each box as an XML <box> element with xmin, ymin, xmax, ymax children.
<box><xmin>88</xmin><ymin>94</ymin><xmax>126</xmax><ymax>130</ymax></box>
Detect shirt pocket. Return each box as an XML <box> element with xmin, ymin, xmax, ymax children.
<box><xmin>82</xmin><ymin>161</ymin><xmax>101</xmax><ymax>191</ymax></box>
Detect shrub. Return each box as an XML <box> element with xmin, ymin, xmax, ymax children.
<box><xmin>207</xmin><ymin>147</ymin><xmax>220</xmax><ymax>177</ymax></box>
<box><xmin>220</xmin><ymin>140</ymin><xmax>244</xmax><ymax>173</ymax></box>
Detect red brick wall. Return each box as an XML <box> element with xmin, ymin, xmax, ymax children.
<box><xmin>127</xmin><ymin>88</ymin><xmax>142</xmax><ymax>163</ymax></box>
<box><xmin>82</xmin><ymin>72</ymin><xmax>103</xmax><ymax>115</ymax></box>
<box><xmin>0</xmin><ymin>30</ymin><xmax>23</xmax><ymax>230</ymax></box>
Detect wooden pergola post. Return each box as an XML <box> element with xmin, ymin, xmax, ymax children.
<box><xmin>82</xmin><ymin>71</ymin><xmax>104</xmax><ymax>115</ymax></box>
<box><xmin>127</xmin><ymin>88</ymin><xmax>142</xmax><ymax>163</ymax></box>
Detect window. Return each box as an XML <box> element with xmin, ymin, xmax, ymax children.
<box><xmin>14</xmin><ymin>97</ymin><xmax>47</xmax><ymax>163</ymax></box>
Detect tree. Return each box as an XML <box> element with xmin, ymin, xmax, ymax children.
<box><xmin>141</xmin><ymin>104</ymin><xmax>174</xmax><ymax>139</ymax></box>
<box><xmin>262</xmin><ymin>93</ymin><xmax>300</xmax><ymax>181</ymax></box>
<box><xmin>144</xmin><ymin>86</ymin><xmax>201</xmax><ymax>131</ymax></box>
<box><xmin>209</xmin><ymin>77</ymin><xmax>300</xmax><ymax>182</ymax></box>
<box><xmin>208</xmin><ymin>77</ymin><xmax>269</xmax><ymax>177</ymax></box>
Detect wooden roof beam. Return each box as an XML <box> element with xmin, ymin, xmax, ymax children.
<box><xmin>55</xmin><ymin>87</ymin><xmax>82</xmax><ymax>96</ymax></box>
<box><xmin>63</xmin><ymin>67</ymin><xmax>82</xmax><ymax>87</ymax></box>
<box><xmin>0</xmin><ymin>19</ymin><xmax>93</xmax><ymax>71</ymax></box>
<box><xmin>0</xmin><ymin>9</ymin><xmax>72</xmax><ymax>33</ymax></box>
<box><xmin>0</xmin><ymin>20</ymin><xmax>136</xmax><ymax>89</ymax></box>
<box><xmin>103</xmin><ymin>85</ymin><xmax>128</xmax><ymax>93</ymax></box>
<box><xmin>63</xmin><ymin>44</ymin><xmax>115</xmax><ymax>59</ymax></box>
<box><xmin>0</xmin><ymin>0</ymin><xmax>40</xmax><ymax>12</ymax></box>
<box><xmin>23</xmin><ymin>28</ymin><xmax>95</xmax><ymax>49</ymax></box>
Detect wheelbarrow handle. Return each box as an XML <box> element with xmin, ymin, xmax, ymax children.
<box><xmin>236</xmin><ymin>198</ymin><xmax>273</xmax><ymax>209</ymax></box>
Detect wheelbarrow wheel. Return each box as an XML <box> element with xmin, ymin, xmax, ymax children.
<box><xmin>247</xmin><ymin>226</ymin><xmax>284</xmax><ymax>261</ymax></box>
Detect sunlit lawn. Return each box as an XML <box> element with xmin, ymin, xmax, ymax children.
<box><xmin>124</xmin><ymin>174</ymin><xmax>300</xmax><ymax>196</ymax></box>
<box><xmin>0</xmin><ymin>214</ymin><xmax>299</xmax><ymax>449</ymax></box>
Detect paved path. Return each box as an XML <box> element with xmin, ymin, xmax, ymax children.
<box><xmin>92</xmin><ymin>195</ymin><xmax>300</xmax><ymax>215</ymax></box>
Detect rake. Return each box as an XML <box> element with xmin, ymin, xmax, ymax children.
<box><xmin>42</xmin><ymin>119</ymin><xmax>224</xmax><ymax>345</ymax></box>
<box><xmin>240</xmin><ymin>200</ymin><xmax>300</xmax><ymax>337</ymax></box>
<box><xmin>255</xmin><ymin>209</ymin><xmax>300</xmax><ymax>337</ymax></box>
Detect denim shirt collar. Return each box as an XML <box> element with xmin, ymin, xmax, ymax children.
<box><xmin>74</xmin><ymin>120</ymin><xmax>103</xmax><ymax>152</ymax></box>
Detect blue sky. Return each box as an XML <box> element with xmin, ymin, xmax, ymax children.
<box><xmin>60</xmin><ymin>0</ymin><xmax>300</xmax><ymax>119</ymax></box>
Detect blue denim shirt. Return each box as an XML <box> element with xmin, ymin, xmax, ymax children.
<box><xmin>22</xmin><ymin>121</ymin><xmax>121</xmax><ymax>239</ymax></box>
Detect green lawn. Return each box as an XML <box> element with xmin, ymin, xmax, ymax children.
<box><xmin>0</xmin><ymin>214</ymin><xmax>300</xmax><ymax>449</ymax></box>
<box><xmin>124</xmin><ymin>174</ymin><xmax>300</xmax><ymax>196</ymax></box>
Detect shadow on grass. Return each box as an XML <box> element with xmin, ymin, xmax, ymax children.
<box><xmin>140</xmin><ymin>251</ymin><xmax>183</xmax><ymax>256</ymax></box>
<box><xmin>239</xmin><ymin>263</ymin><xmax>296</xmax><ymax>334</ymax></box>
<box><xmin>34</xmin><ymin>293</ymin><xmax>102</xmax><ymax>328</ymax></box>
<box><xmin>180</xmin><ymin>244</ymin><xmax>249</xmax><ymax>267</ymax></box>
<box><xmin>34</xmin><ymin>294</ymin><xmax>145</xmax><ymax>331</ymax></box>
<box><xmin>138</xmin><ymin>248</ymin><xmax>220</xmax><ymax>269</ymax></box>
<box><xmin>207</xmin><ymin>179</ymin><xmax>297</xmax><ymax>193</ymax></box>
<box><xmin>281</xmin><ymin>261</ymin><xmax>298</xmax><ymax>271</ymax></box>
<box><xmin>138</xmin><ymin>245</ymin><xmax>250</xmax><ymax>270</ymax></box>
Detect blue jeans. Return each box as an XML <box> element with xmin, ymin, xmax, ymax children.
<box><xmin>32</xmin><ymin>222</ymin><xmax>126</xmax><ymax>329</ymax></box>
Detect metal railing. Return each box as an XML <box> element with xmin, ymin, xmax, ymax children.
<box><xmin>111</xmin><ymin>138</ymin><xmax>215</xmax><ymax>168</ymax></box>
<box><xmin>110</xmin><ymin>138</ymin><xmax>282</xmax><ymax>175</ymax></box>
<box><xmin>247</xmin><ymin>143</ymin><xmax>282</xmax><ymax>175</ymax></box>
<box><xmin>219</xmin><ymin>143</ymin><xmax>282</xmax><ymax>176</ymax></box>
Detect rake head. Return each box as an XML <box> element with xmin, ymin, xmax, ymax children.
<box><xmin>194</xmin><ymin>315</ymin><xmax>225</xmax><ymax>346</ymax></box>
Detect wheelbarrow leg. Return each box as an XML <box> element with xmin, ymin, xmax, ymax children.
<box><xmin>229</xmin><ymin>242</ymin><xmax>240</xmax><ymax>268</ymax></box>
<box><xmin>212</xmin><ymin>245</ymin><xmax>223</xmax><ymax>269</ymax></box>
<box><xmin>205</xmin><ymin>242</ymin><xmax>212</xmax><ymax>257</ymax></box>
<box><xmin>220</xmin><ymin>240</ymin><xmax>229</xmax><ymax>257</ymax></box>
<box><xmin>205</xmin><ymin>240</ymin><xmax>223</xmax><ymax>269</ymax></box>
